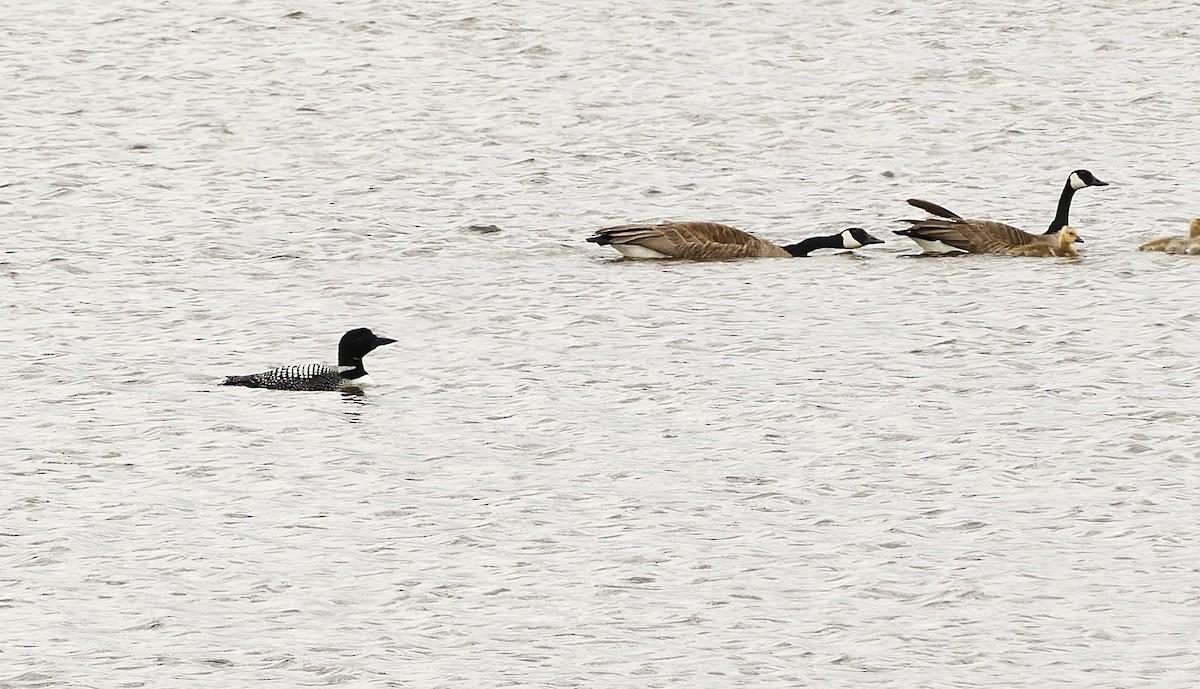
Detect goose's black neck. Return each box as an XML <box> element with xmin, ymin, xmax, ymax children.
<box><xmin>783</xmin><ymin>234</ymin><xmax>842</xmax><ymax>257</ymax></box>
<box><xmin>1046</xmin><ymin>177</ymin><xmax>1077</xmax><ymax>234</ymax></box>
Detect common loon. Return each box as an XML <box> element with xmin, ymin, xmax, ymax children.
<box><xmin>222</xmin><ymin>328</ymin><xmax>397</xmax><ymax>391</ymax></box>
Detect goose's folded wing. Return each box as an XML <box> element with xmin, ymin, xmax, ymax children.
<box><xmin>956</xmin><ymin>220</ymin><xmax>1042</xmax><ymax>253</ymax></box>
<box><xmin>586</xmin><ymin>223</ymin><xmax>678</xmax><ymax>255</ymax></box>
<box><xmin>898</xmin><ymin>218</ymin><xmax>1040</xmax><ymax>253</ymax></box>
<box><xmin>894</xmin><ymin>219</ymin><xmax>975</xmax><ymax>252</ymax></box>
<box><xmin>658</xmin><ymin>222</ymin><xmax>784</xmax><ymax>259</ymax></box>
<box><xmin>589</xmin><ymin>221</ymin><xmax>778</xmax><ymax>259</ymax></box>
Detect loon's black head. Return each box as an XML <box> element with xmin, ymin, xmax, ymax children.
<box><xmin>1068</xmin><ymin>169</ymin><xmax>1108</xmax><ymax>190</ymax></box>
<box><xmin>338</xmin><ymin>328</ymin><xmax>397</xmax><ymax>364</ymax></box>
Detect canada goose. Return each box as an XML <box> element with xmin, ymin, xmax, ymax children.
<box><xmin>895</xmin><ymin>169</ymin><xmax>1108</xmax><ymax>254</ymax></box>
<box><xmin>1138</xmin><ymin>219</ymin><xmax>1200</xmax><ymax>254</ymax></box>
<box><xmin>1008</xmin><ymin>226</ymin><xmax>1082</xmax><ymax>257</ymax></box>
<box><xmin>586</xmin><ymin>221</ymin><xmax>884</xmax><ymax>260</ymax></box>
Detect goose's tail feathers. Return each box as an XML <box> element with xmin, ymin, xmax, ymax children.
<box><xmin>906</xmin><ymin>198</ymin><xmax>962</xmax><ymax>220</ymax></box>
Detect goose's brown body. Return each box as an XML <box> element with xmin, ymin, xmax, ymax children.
<box><xmin>588</xmin><ymin>221</ymin><xmax>794</xmax><ymax>260</ymax></box>
<box><xmin>898</xmin><ymin>199</ymin><xmax>1079</xmax><ymax>256</ymax></box>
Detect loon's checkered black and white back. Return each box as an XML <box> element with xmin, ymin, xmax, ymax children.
<box><xmin>222</xmin><ymin>328</ymin><xmax>396</xmax><ymax>392</ymax></box>
<box><xmin>222</xmin><ymin>364</ymin><xmax>349</xmax><ymax>391</ymax></box>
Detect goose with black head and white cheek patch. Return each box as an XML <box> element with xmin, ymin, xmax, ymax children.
<box><xmin>586</xmin><ymin>221</ymin><xmax>884</xmax><ymax>260</ymax></box>
<box><xmin>221</xmin><ymin>327</ymin><xmax>397</xmax><ymax>392</ymax></box>
<box><xmin>895</xmin><ymin>169</ymin><xmax>1108</xmax><ymax>254</ymax></box>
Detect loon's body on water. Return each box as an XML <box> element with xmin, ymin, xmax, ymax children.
<box><xmin>222</xmin><ymin>328</ymin><xmax>396</xmax><ymax>392</ymax></box>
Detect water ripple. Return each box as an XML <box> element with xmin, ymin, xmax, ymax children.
<box><xmin>4</xmin><ymin>0</ymin><xmax>1200</xmax><ymax>687</ymax></box>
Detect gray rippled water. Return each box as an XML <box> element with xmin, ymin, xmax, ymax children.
<box><xmin>4</xmin><ymin>0</ymin><xmax>1200</xmax><ymax>687</ymax></box>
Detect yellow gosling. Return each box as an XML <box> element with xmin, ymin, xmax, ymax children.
<box><xmin>1008</xmin><ymin>227</ymin><xmax>1081</xmax><ymax>257</ymax></box>
<box><xmin>1139</xmin><ymin>218</ymin><xmax>1200</xmax><ymax>253</ymax></box>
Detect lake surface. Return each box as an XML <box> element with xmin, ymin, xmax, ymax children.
<box><xmin>4</xmin><ymin>0</ymin><xmax>1200</xmax><ymax>687</ymax></box>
